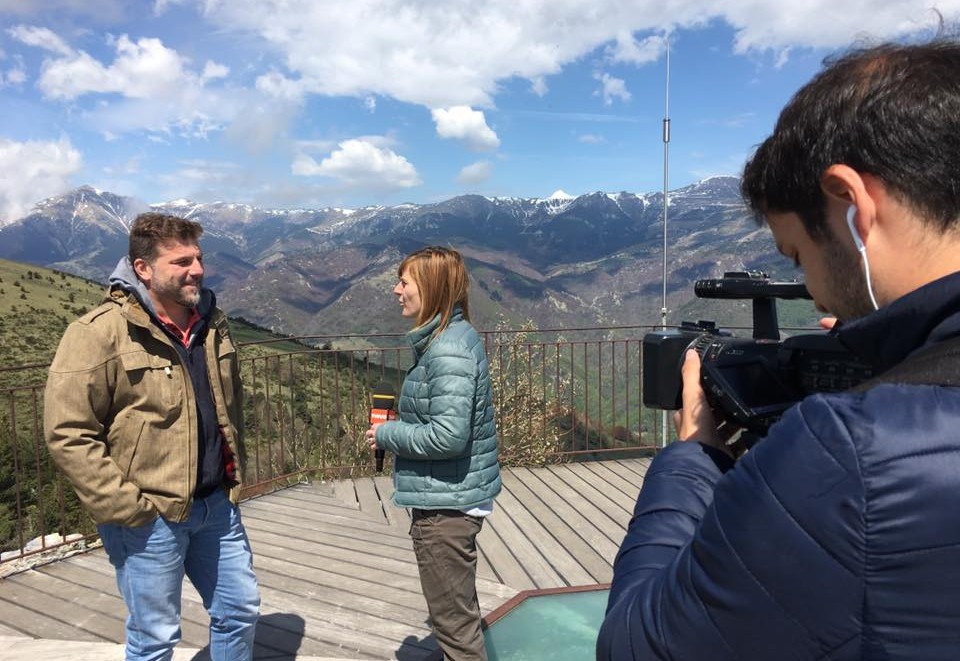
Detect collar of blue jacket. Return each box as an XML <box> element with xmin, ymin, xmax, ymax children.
<box><xmin>838</xmin><ymin>270</ymin><xmax>960</xmax><ymax>374</ymax></box>
<box><xmin>406</xmin><ymin>306</ymin><xmax>465</xmax><ymax>356</ymax></box>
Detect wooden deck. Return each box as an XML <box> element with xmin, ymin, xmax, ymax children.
<box><xmin>0</xmin><ymin>458</ymin><xmax>649</xmax><ymax>659</ymax></box>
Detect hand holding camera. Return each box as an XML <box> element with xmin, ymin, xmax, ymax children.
<box><xmin>646</xmin><ymin>271</ymin><xmax>875</xmax><ymax>450</ymax></box>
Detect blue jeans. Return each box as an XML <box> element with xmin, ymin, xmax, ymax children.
<box><xmin>98</xmin><ymin>489</ymin><xmax>260</xmax><ymax>661</ymax></box>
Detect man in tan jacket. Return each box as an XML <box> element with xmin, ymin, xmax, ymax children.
<box><xmin>45</xmin><ymin>212</ymin><xmax>259</xmax><ymax>661</ymax></box>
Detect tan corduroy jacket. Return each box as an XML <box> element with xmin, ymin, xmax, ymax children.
<box><xmin>44</xmin><ymin>288</ymin><xmax>244</xmax><ymax>527</ymax></box>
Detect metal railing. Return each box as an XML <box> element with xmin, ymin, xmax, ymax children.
<box><xmin>0</xmin><ymin>325</ymin><xmax>667</xmax><ymax>565</ymax></box>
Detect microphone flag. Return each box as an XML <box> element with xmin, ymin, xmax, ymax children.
<box><xmin>370</xmin><ymin>382</ymin><xmax>397</xmax><ymax>472</ymax></box>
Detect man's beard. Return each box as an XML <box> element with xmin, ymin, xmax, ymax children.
<box><xmin>154</xmin><ymin>277</ymin><xmax>203</xmax><ymax>309</ymax></box>
<box><xmin>823</xmin><ymin>240</ymin><xmax>876</xmax><ymax>321</ymax></box>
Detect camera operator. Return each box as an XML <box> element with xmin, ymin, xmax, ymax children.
<box><xmin>598</xmin><ymin>38</ymin><xmax>960</xmax><ymax>660</ymax></box>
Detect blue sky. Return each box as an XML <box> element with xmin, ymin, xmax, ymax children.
<box><xmin>0</xmin><ymin>0</ymin><xmax>956</xmax><ymax>222</ymax></box>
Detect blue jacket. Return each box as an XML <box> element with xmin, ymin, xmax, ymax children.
<box><xmin>376</xmin><ymin>308</ymin><xmax>502</xmax><ymax>509</ymax></box>
<box><xmin>598</xmin><ymin>271</ymin><xmax>960</xmax><ymax>660</ymax></box>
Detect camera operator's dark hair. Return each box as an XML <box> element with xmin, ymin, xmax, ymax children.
<box><xmin>129</xmin><ymin>212</ymin><xmax>204</xmax><ymax>264</ymax></box>
<box><xmin>741</xmin><ymin>38</ymin><xmax>960</xmax><ymax>241</ymax></box>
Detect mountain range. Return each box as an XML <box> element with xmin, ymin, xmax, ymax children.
<box><xmin>0</xmin><ymin>178</ymin><xmax>802</xmax><ymax>339</ymax></box>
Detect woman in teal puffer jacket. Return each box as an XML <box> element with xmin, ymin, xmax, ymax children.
<box><xmin>365</xmin><ymin>246</ymin><xmax>501</xmax><ymax>661</ymax></box>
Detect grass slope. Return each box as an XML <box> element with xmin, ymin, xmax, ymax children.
<box><xmin>0</xmin><ymin>259</ymin><xmax>106</xmax><ymax>369</ymax></box>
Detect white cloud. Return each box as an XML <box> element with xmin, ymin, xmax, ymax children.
<box><xmin>255</xmin><ymin>71</ymin><xmax>305</xmax><ymax>103</ymax></box>
<box><xmin>223</xmin><ymin>100</ymin><xmax>300</xmax><ymax>153</ymax></box>
<box><xmin>606</xmin><ymin>32</ymin><xmax>665</xmax><ymax>65</ymax></box>
<box><xmin>0</xmin><ymin>137</ymin><xmax>81</xmax><ymax>222</ymax></box>
<box><xmin>192</xmin><ymin>0</ymin><xmax>954</xmax><ymax>111</ymax></box>
<box><xmin>11</xmin><ymin>27</ymin><xmax>261</xmax><ymax>139</ymax></box>
<box><xmin>153</xmin><ymin>0</ymin><xmax>188</xmax><ymax>14</ymax></box>
<box><xmin>189</xmin><ymin>1</ymin><xmax>679</xmax><ymax>109</ymax></box>
<box><xmin>579</xmin><ymin>133</ymin><xmax>606</xmax><ymax>144</ymax></box>
<box><xmin>0</xmin><ymin>0</ymin><xmax>128</xmax><ymax>20</ymax></box>
<box><xmin>530</xmin><ymin>77</ymin><xmax>548</xmax><ymax>97</ymax></box>
<box><xmin>102</xmin><ymin>154</ymin><xmax>141</xmax><ymax>176</ymax></box>
<box><xmin>202</xmin><ymin>60</ymin><xmax>229</xmax><ymax>81</ymax></box>
<box><xmin>36</xmin><ymin>34</ymin><xmax>190</xmax><ymax>99</ymax></box>
<box><xmin>457</xmin><ymin>161</ymin><xmax>493</xmax><ymax>185</ymax></box>
<box><xmin>722</xmin><ymin>1</ymin><xmax>951</xmax><ymax>53</ymax></box>
<box><xmin>594</xmin><ymin>72</ymin><xmax>630</xmax><ymax>106</ymax></box>
<box><xmin>0</xmin><ymin>60</ymin><xmax>26</xmax><ymax>86</ymax></box>
<box><xmin>292</xmin><ymin>138</ymin><xmax>421</xmax><ymax>190</ymax></box>
<box><xmin>431</xmin><ymin>106</ymin><xmax>500</xmax><ymax>152</ymax></box>
<box><xmin>7</xmin><ymin>25</ymin><xmax>73</xmax><ymax>56</ymax></box>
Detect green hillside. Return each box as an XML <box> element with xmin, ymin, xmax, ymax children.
<box><xmin>0</xmin><ymin>259</ymin><xmax>317</xmax><ymax>371</ymax></box>
<box><xmin>0</xmin><ymin>259</ymin><xmax>106</xmax><ymax>369</ymax></box>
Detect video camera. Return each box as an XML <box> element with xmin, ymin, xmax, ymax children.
<box><xmin>643</xmin><ymin>271</ymin><xmax>875</xmax><ymax>438</ymax></box>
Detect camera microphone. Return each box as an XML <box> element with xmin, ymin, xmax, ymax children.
<box><xmin>370</xmin><ymin>381</ymin><xmax>397</xmax><ymax>473</ymax></box>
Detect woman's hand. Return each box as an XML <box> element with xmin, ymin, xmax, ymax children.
<box><xmin>364</xmin><ymin>424</ymin><xmax>382</xmax><ymax>452</ymax></box>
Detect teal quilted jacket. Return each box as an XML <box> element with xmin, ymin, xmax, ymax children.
<box><xmin>376</xmin><ymin>308</ymin><xmax>502</xmax><ymax>509</ymax></box>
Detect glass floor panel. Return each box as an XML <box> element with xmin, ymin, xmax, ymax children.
<box><xmin>484</xmin><ymin>587</ymin><xmax>609</xmax><ymax>661</ymax></box>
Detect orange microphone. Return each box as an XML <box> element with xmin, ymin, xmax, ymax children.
<box><xmin>370</xmin><ymin>382</ymin><xmax>397</xmax><ymax>472</ymax></box>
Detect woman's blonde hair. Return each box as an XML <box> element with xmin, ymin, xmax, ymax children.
<box><xmin>398</xmin><ymin>246</ymin><xmax>471</xmax><ymax>333</ymax></box>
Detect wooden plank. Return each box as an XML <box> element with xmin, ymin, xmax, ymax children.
<box><xmin>533</xmin><ymin>465</ymin><xmax>630</xmax><ymax>550</ymax></box>
<box><xmin>482</xmin><ymin>493</ymin><xmax>563</xmax><ymax>589</ymax></box>
<box><xmin>474</xmin><ymin>512</ymin><xmax>536</xmax><ymax>592</ymax></box>
<box><xmin>240</xmin><ymin>497</ymin><xmax>410</xmax><ymax>541</ymax></box>
<box><xmin>249</xmin><ymin>531</ymin><xmax>424</xmax><ymax>595</ymax></box>
<box><xmin>617</xmin><ymin>457</ymin><xmax>652</xmax><ymax>479</ymax></box>
<box><xmin>475</xmin><ymin>532</ymin><xmax>498</xmax><ymax>583</ymax></box>
<box><xmin>250</xmin><ymin>484</ymin><xmax>393</xmax><ymax>520</ymax></box>
<box><xmin>247</xmin><ymin>513</ymin><xmax>413</xmax><ymax>559</ymax></box>
<box><xmin>253</xmin><ymin>559</ymin><xmax>427</xmax><ymax>619</ymax></box>
<box><xmin>0</xmin><ymin>590</ymin><xmax>104</xmax><ymax>642</ymax></box>
<box><xmin>373</xmin><ymin>475</ymin><xmax>412</xmax><ymax>534</ymax></box>
<box><xmin>0</xmin><ymin>576</ymin><xmax>124</xmax><ymax>641</ymax></box>
<box><xmin>38</xmin><ymin>557</ymin><xmax>120</xmax><ymax>593</ymax></box>
<box><xmin>578</xmin><ymin>460</ymin><xmax>645</xmax><ymax>502</ymax></box>
<box><xmin>52</xmin><ymin>553</ymin><xmax>243</xmax><ymax>648</ymax></box>
<box><xmin>505</xmin><ymin>468</ymin><xmax>613</xmax><ymax>583</ymax></box>
<box><xmin>602</xmin><ymin>457</ymin><xmax>650</xmax><ymax>487</ymax></box>
<box><xmin>249</xmin><ymin>526</ymin><xmax>512</xmax><ymax>604</ymax></box>
<box><xmin>243</xmin><ymin>563</ymin><xmax>434</xmax><ymax>658</ymax></box>
<box><xmin>352</xmin><ymin>476</ymin><xmax>388</xmax><ymax>521</ymax></box>
<box><xmin>259</xmin><ymin>589</ymin><xmax>432</xmax><ymax>659</ymax></box>
<box><xmin>496</xmin><ymin>474</ymin><xmax>594</xmax><ymax>586</ymax></box>
<box><xmin>550</xmin><ymin>463</ymin><xmax>635</xmax><ymax>519</ymax></box>
<box><xmin>0</xmin><ymin>622</ymin><xmax>25</xmax><ymax>637</ymax></box>
<box><xmin>332</xmin><ymin>479</ymin><xmax>360</xmax><ymax>508</ymax></box>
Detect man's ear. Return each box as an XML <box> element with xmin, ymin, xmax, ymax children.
<box><xmin>820</xmin><ymin>164</ymin><xmax>877</xmax><ymax>239</ymax></box>
<box><xmin>132</xmin><ymin>258</ymin><xmax>152</xmax><ymax>284</ymax></box>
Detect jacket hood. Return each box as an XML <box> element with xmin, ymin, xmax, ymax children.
<box><xmin>838</xmin><ymin>270</ymin><xmax>960</xmax><ymax>374</ymax></box>
<box><xmin>107</xmin><ymin>256</ymin><xmax>215</xmax><ymax>321</ymax></box>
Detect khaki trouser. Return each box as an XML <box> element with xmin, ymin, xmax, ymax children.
<box><xmin>410</xmin><ymin>509</ymin><xmax>487</xmax><ymax>661</ymax></box>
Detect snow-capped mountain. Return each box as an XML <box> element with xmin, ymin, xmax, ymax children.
<box><xmin>0</xmin><ymin>177</ymin><xmax>794</xmax><ymax>335</ymax></box>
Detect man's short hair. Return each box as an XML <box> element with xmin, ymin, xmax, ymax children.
<box><xmin>129</xmin><ymin>212</ymin><xmax>204</xmax><ymax>264</ymax></box>
<box><xmin>741</xmin><ymin>39</ymin><xmax>960</xmax><ymax>241</ymax></box>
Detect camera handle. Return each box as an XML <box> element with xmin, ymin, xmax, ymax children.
<box><xmin>752</xmin><ymin>297</ymin><xmax>780</xmax><ymax>341</ymax></box>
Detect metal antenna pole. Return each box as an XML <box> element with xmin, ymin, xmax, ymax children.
<box><xmin>660</xmin><ymin>35</ymin><xmax>671</xmax><ymax>448</ymax></box>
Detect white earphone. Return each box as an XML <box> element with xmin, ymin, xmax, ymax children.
<box><xmin>846</xmin><ymin>204</ymin><xmax>866</xmax><ymax>252</ymax></box>
<box><xmin>846</xmin><ymin>204</ymin><xmax>879</xmax><ymax>310</ymax></box>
